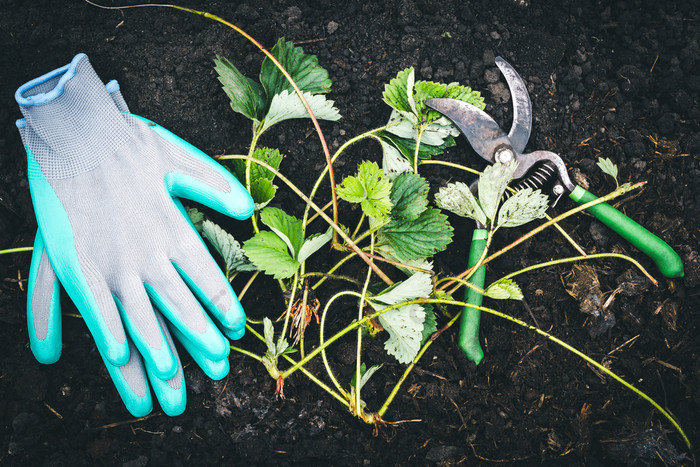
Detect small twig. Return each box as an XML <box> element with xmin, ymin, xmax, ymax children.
<box><xmin>517</xmin><ymin>344</ymin><xmax>541</xmax><ymax>364</ymax></box>
<box><xmin>44</xmin><ymin>402</ymin><xmax>63</xmax><ymax>420</ymax></box>
<box><xmin>95</xmin><ymin>412</ymin><xmax>161</xmax><ymax>430</ymax></box>
<box><xmin>519</xmin><ymin>298</ymin><xmax>540</xmax><ymax>328</ymax></box>
<box><xmin>607</xmin><ymin>334</ymin><xmax>640</xmax><ymax>355</ymax></box>
<box><xmin>448</xmin><ymin>397</ymin><xmax>467</xmax><ymax>430</ymax></box>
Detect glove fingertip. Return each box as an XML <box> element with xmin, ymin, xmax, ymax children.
<box><xmin>223</xmin><ymin>326</ymin><xmax>245</xmax><ymax>341</ymax></box>
<box><xmin>101</xmin><ymin>341</ymin><xmax>131</xmax><ymax>368</ymax></box>
<box><xmin>200</xmin><ymin>356</ymin><xmax>230</xmax><ymax>381</ymax></box>
<box><xmin>148</xmin><ymin>374</ymin><xmax>187</xmax><ymax>417</ymax></box>
<box><xmin>124</xmin><ymin>395</ymin><xmax>155</xmax><ymax>418</ymax></box>
<box><xmin>218</xmin><ymin>297</ymin><xmax>247</xmax><ymax>336</ymax></box>
<box><xmin>27</xmin><ymin>232</ymin><xmax>63</xmax><ymax>365</ymax></box>
<box><xmin>31</xmin><ymin>339</ymin><xmax>62</xmax><ymax>365</ymax></box>
<box><xmin>102</xmin><ymin>344</ymin><xmax>154</xmax><ymax>417</ymax></box>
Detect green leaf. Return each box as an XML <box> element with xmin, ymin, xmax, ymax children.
<box><xmin>259</xmin><ymin>207</ymin><xmax>304</xmax><ymax>259</ymax></box>
<box><xmin>214</xmin><ymin>55</ymin><xmax>266</xmax><ymax>123</ymax></box>
<box><xmin>231</xmin><ymin>147</ymin><xmax>283</xmax><ymax>183</ymax></box>
<box><xmin>371</xmin><ymin>272</ymin><xmax>433</xmax><ymax>305</ymax></box>
<box><xmin>597</xmin><ymin>157</ymin><xmax>619</xmax><ymax>185</ymax></box>
<box><xmin>420</xmin><ymin>304</ymin><xmax>437</xmax><ymax>344</ymax></box>
<box><xmin>380</xmin><ymin>139</ymin><xmax>413</xmax><ymax>181</ymax></box>
<box><xmin>389</xmin><ymin>172</ymin><xmax>429</xmax><ymax>221</ymax></box>
<box><xmin>297</xmin><ymin>227</ymin><xmax>333</xmax><ymax>263</ymax></box>
<box><xmin>230</xmin><ymin>147</ymin><xmax>284</xmax><ymax>210</ymax></box>
<box><xmin>201</xmin><ymin>220</ymin><xmax>257</xmax><ymax>275</ymax></box>
<box><xmin>383</xmin><ymin>68</ymin><xmax>484</xmax><ymax>124</ymax></box>
<box><xmin>350</xmin><ymin>363</ymin><xmax>383</xmax><ymax>390</ymax></box>
<box><xmin>368</xmin><ymin>273</ymin><xmax>434</xmax><ymax>363</ymax></box>
<box><xmin>434</xmin><ymin>181</ymin><xmax>488</xmax><ymax>226</ymax></box>
<box><xmin>382</xmin><ymin>67</ymin><xmax>415</xmax><ymax>114</ymax></box>
<box><xmin>275</xmin><ymin>335</ymin><xmax>291</xmax><ymax>356</ymax></box>
<box><xmin>379</xmin><ymin>207</ymin><xmax>453</xmax><ymax>261</ymax></box>
<box><xmin>260</xmin><ymin>37</ymin><xmax>332</xmax><ymax>99</ymax></box>
<box><xmin>378</xmin><ymin>131</ymin><xmax>456</xmax><ymax>162</ymax></box>
<box><xmin>381</xmin><ymin>69</ymin><xmax>484</xmax><ymax>168</ymax></box>
<box><xmin>385</xmin><ymin>110</ymin><xmax>458</xmax><ymax>147</ymax></box>
<box><xmin>263</xmin><ymin>317</ymin><xmax>276</xmax><ymax>354</ymax></box>
<box><xmin>478</xmin><ymin>161</ymin><xmax>518</xmax><ymax>223</ymax></box>
<box><xmin>250</xmin><ymin>178</ymin><xmax>277</xmax><ymax>211</ymax></box>
<box><xmin>336</xmin><ymin>161</ymin><xmax>393</xmax><ymax>221</ymax></box>
<box><xmin>260</xmin><ymin>89</ymin><xmax>340</xmax><ymax>134</ymax></box>
<box><xmin>414</xmin><ymin>80</ymin><xmax>485</xmax><ymax>121</ymax></box>
<box><xmin>484</xmin><ymin>278</ymin><xmax>524</xmax><ymax>300</ymax></box>
<box><xmin>336</xmin><ymin>175</ymin><xmax>366</xmax><ymax>203</ymax></box>
<box><xmin>376</xmin><ymin>303</ymin><xmax>426</xmax><ymax>364</ymax></box>
<box><xmin>496</xmin><ymin>187</ymin><xmax>550</xmax><ymax>228</ymax></box>
<box><xmin>243</xmin><ymin>230</ymin><xmax>300</xmax><ymax>279</ymax></box>
<box><xmin>186</xmin><ymin>207</ymin><xmax>205</xmax><ymax>233</ymax></box>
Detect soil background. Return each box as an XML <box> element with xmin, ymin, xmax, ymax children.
<box><xmin>0</xmin><ymin>0</ymin><xmax>698</xmax><ymax>465</ymax></box>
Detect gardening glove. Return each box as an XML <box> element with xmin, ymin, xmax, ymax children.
<box><xmin>16</xmin><ymin>53</ymin><xmax>254</xmax><ymax>416</ymax></box>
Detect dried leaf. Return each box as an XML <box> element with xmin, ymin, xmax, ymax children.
<box><xmin>496</xmin><ymin>187</ymin><xmax>549</xmax><ymax>228</ymax></box>
<box><xmin>435</xmin><ymin>181</ymin><xmax>488</xmax><ymax>226</ymax></box>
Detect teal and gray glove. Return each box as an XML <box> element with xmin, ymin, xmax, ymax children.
<box><xmin>15</xmin><ymin>53</ymin><xmax>254</xmax><ymax>416</ymax></box>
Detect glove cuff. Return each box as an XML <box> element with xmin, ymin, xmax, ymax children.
<box><xmin>15</xmin><ymin>53</ymin><xmax>133</xmax><ymax>180</ymax></box>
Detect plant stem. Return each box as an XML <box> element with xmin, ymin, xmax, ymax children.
<box><xmin>355</xmin><ymin>234</ymin><xmax>375</xmax><ymax>413</ymax></box>
<box><xmin>413</xmin><ymin>125</ymin><xmax>426</xmax><ymax>173</ymax></box>
<box><xmin>237</xmin><ymin>270</ymin><xmax>260</xmax><ymax>302</ymax></box>
<box><xmin>495</xmin><ymin>253</ymin><xmax>657</xmax><ymax>286</ymax></box>
<box><xmin>419</xmin><ymin>159</ymin><xmax>481</xmax><ymax>176</ymax></box>
<box><xmin>320</xmin><ymin>291</ymin><xmax>357</xmax><ymax>399</ymax></box>
<box><xmin>476</xmin><ymin>302</ymin><xmax>690</xmax><ymax>450</ymax></box>
<box><xmin>300</xmin><ymin>271</ymin><xmax>361</xmax><ymax>287</ymax></box>
<box><xmin>433</xmin><ymin>275</ymin><xmax>486</xmax><ymax>296</ymax></box>
<box><xmin>301</xmin><ymin>125</ymin><xmax>391</xmax><ymax>244</ymax></box>
<box><xmin>318</xmin><ymin>296</ymin><xmax>691</xmax><ymax>446</ymax></box>
<box><xmin>306</xmin><ymin>200</ymin><xmax>333</xmax><ymax>226</ymax></box>
<box><xmin>351</xmin><ymin>212</ymin><xmax>365</xmax><ymax>240</ymax></box>
<box><xmin>245</xmin><ymin>130</ymin><xmax>263</xmax><ymax>233</ymax></box>
<box><xmin>281</xmin><ymin>352</ymin><xmax>350</xmax><ymax>408</ymax></box>
<box><xmin>377</xmin><ymin>310</ymin><xmax>461</xmax><ymax>417</ymax></box>
<box><xmin>360</xmin><ymin>250</ymin><xmax>433</xmax><ymax>275</ymax></box>
<box><xmin>280</xmin><ymin>271</ymin><xmax>299</xmax><ymax>340</ymax></box>
<box><xmin>311</xmin><ymin>252</ymin><xmax>357</xmax><ymax>290</ymax></box>
<box><xmin>229</xmin><ymin>345</ymin><xmax>263</xmax><ymax>362</ymax></box>
<box><xmin>219</xmin><ymin>155</ymin><xmax>393</xmax><ymax>285</ymax></box>
<box><xmin>299</xmin><ymin>282</ymin><xmax>309</xmax><ymax>358</ymax></box>
<box><xmin>239</xmin><ymin>323</ymin><xmax>349</xmax><ymax>407</ymax></box>
<box><xmin>0</xmin><ymin>247</ymin><xmax>33</xmax><ymax>256</ymax></box>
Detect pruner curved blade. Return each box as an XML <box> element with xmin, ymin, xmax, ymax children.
<box><xmin>424</xmin><ymin>56</ymin><xmax>532</xmax><ymax>162</ymax></box>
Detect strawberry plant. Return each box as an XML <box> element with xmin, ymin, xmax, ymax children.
<box><xmin>178</xmin><ymin>28</ymin><xmax>687</xmax><ymax>445</ymax></box>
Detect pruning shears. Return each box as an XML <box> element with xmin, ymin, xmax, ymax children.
<box><xmin>425</xmin><ymin>57</ymin><xmax>684</xmax><ymax>364</ymax></box>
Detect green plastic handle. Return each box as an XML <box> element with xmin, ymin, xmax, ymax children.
<box><xmin>460</xmin><ymin>228</ymin><xmax>488</xmax><ymax>365</ymax></box>
<box><xmin>569</xmin><ymin>186</ymin><xmax>684</xmax><ymax>278</ymax></box>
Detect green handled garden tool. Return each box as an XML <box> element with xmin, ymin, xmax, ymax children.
<box><xmin>425</xmin><ymin>57</ymin><xmax>683</xmax><ymax>364</ymax></box>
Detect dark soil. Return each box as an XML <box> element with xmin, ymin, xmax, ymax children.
<box><xmin>1</xmin><ymin>0</ymin><xmax>698</xmax><ymax>465</ymax></box>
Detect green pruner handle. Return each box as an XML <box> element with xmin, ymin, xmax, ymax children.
<box><xmin>569</xmin><ymin>185</ymin><xmax>684</xmax><ymax>278</ymax></box>
<box><xmin>460</xmin><ymin>228</ymin><xmax>488</xmax><ymax>365</ymax></box>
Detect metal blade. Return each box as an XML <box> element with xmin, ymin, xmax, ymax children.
<box><xmin>424</xmin><ymin>97</ymin><xmax>510</xmax><ymax>164</ymax></box>
<box><xmin>495</xmin><ymin>57</ymin><xmax>532</xmax><ymax>154</ymax></box>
